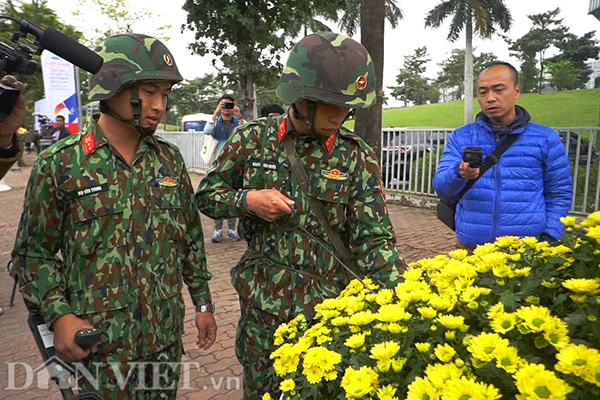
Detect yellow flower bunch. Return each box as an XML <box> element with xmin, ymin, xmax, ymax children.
<box><xmin>269</xmin><ymin>212</ymin><xmax>600</xmax><ymax>399</ymax></box>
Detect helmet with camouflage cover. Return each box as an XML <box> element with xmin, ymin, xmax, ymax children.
<box><xmin>89</xmin><ymin>33</ymin><xmax>183</xmax><ymax>101</ymax></box>
<box><xmin>276</xmin><ymin>32</ymin><xmax>376</xmax><ymax>109</ymax></box>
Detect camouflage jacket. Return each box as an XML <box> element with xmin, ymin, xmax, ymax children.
<box><xmin>196</xmin><ymin>115</ymin><xmax>404</xmax><ymax>320</ymax></box>
<box><xmin>13</xmin><ymin>118</ymin><xmax>212</xmax><ymax>360</ymax></box>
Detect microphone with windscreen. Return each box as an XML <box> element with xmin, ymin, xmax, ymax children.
<box><xmin>18</xmin><ymin>20</ymin><xmax>104</xmax><ymax>74</ymax></box>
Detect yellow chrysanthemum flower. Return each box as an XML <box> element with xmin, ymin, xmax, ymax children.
<box><xmin>262</xmin><ymin>394</ymin><xmax>271</xmax><ymax>400</ymax></box>
<box><xmin>349</xmin><ymin>310</ymin><xmax>376</xmax><ymax>326</ymax></box>
<box><xmin>341</xmin><ymin>366</ymin><xmax>379</xmax><ymax>399</ymax></box>
<box><xmin>331</xmin><ymin>316</ymin><xmax>350</xmax><ymax>326</ymax></box>
<box><xmin>460</xmin><ymin>286</ymin><xmax>492</xmax><ymax>303</ymax></box>
<box><xmin>514</xmin><ymin>363</ymin><xmax>573</xmax><ymax>400</ymax></box>
<box><xmin>270</xmin><ymin>343</ymin><xmax>302</xmax><ymax>376</ymax></box>
<box><xmin>415</xmin><ymin>342</ymin><xmax>431</xmax><ymax>353</ymax></box>
<box><xmin>370</xmin><ymin>341</ymin><xmax>401</xmax><ymax>361</ymax></box>
<box><xmin>406</xmin><ymin>376</ymin><xmax>439</xmax><ymax>400</ymax></box>
<box><xmin>472</xmin><ymin>242</ymin><xmax>498</xmax><ymax>257</ymax></box>
<box><xmin>495</xmin><ymin>235</ymin><xmax>520</xmax><ymax>248</ymax></box>
<box><xmin>279</xmin><ymin>378</ymin><xmax>295</xmax><ymax>393</ymax></box>
<box><xmin>449</xmin><ymin>248</ymin><xmax>469</xmax><ymax>260</ymax></box>
<box><xmin>376</xmin><ymin>384</ymin><xmax>398</xmax><ymax>400</ymax></box>
<box><xmin>516</xmin><ymin>305</ymin><xmax>552</xmax><ymax>333</ymax></box>
<box><xmin>556</xmin><ymin>343</ymin><xmax>590</xmax><ymax>378</ymax></box>
<box><xmin>392</xmin><ymin>358</ymin><xmax>407</xmax><ymax>373</ymax></box>
<box><xmin>487</xmin><ymin>303</ymin><xmax>505</xmax><ymax>319</ymax></box>
<box><xmin>425</xmin><ymin>363</ymin><xmax>463</xmax><ymax>388</ymax></box>
<box><xmin>345</xmin><ymin>333</ymin><xmax>366</xmax><ymax>349</ymax></box>
<box><xmin>403</xmin><ymin>268</ymin><xmax>423</xmax><ymax>281</ymax></box>
<box><xmin>302</xmin><ymin>346</ymin><xmax>342</xmax><ymax>384</ymax></box>
<box><xmin>560</xmin><ymin>215</ymin><xmax>577</xmax><ymax>227</ymax></box>
<box><xmin>562</xmin><ymin>278</ymin><xmax>600</xmax><ymax>294</ymax></box>
<box><xmin>373</xmin><ymin>287</ymin><xmax>392</xmax><ymax>303</ymax></box>
<box><xmin>494</xmin><ymin>345</ymin><xmax>523</xmax><ymax>374</ymax></box>
<box><xmin>467</xmin><ymin>332</ymin><xmax>509</xmax><ymax>363</ymax></box>
<box><xmin>418</xmin><ymin>306</ymin><xmax>437</xmax><ymax>319</ymax></box>
<box><xmin>542</xmin><ymin>317</ymin><xmax>570</xmax><ymax>349</ymax></box>
<box><xmin>437</xmin><ymin>314</ymin><xmax>466</xmax><ymax>330</ymax></box>
<box><xmin>443</xmin><ymin>376</ymin><xmax>501</xmax><ymax>400</ymax></box>
<box><xmin>377</xmin><ymin>304</ymin><xmax>411</xmax><ymax>323</ymax></box>
<box><xmin>434</xmin><ymin>343</ymin><xmax>456</xmax><ymax>363</ymax></box>
<box><xmin>490</xmin><ymin>312</ymin><xmax>517</xmax><ymax>334</ymax></box>
<box><xmin>583</xmin><ymin>210</ymin><xmax>600</xmax><ymax>226</ymax></box>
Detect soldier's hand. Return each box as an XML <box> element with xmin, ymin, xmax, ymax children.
<box><xmin>195</xmin><ymin>312</ymin><xmax>217</xmax><ymax>350</ymax></box>
<box><xmin>246</xmin><ymin>189</ymin><xmax>295</xmax><ymax>222</ymax></box>
<box><xmin>0</xmin><ymin>75</ymin><xmax>26</xmax><ymax>148</ymax></box>
<box><xmin>458</xmin><ymin>161</ymin><xmax>480</xmax><ymax>180</ymax></box>
<box><xmin>53</xmin><ymin>313</ymin><xmax>97</xmax><ymax>362</ymax></box>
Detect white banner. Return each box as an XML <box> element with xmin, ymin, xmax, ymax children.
<box><xmin>40</xmin><ymin>51</ymin><xmax>79</xmax><ymax>133</ymax></box>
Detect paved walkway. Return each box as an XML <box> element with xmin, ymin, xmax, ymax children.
<box><xmin>0</xmin><ymin>153</ymin><xmax>456</xmax><ymax>399</ymax></box>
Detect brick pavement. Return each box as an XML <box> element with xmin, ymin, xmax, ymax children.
<box><xmin>0</xmin><ymin>154</ymin><xmax>455</xmax><ymax>399</ymax></box>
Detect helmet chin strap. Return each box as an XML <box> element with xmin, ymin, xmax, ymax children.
<box><xmin>292</xmin><ymin>101</ymin><xmax>318</xmax><ymax>136</ymax></box>
<box><xmin>100</xmin><ymin>86</ymin><xmax>157</xmax><ymax>137</ymax></box>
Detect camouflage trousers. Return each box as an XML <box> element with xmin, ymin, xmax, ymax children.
<box><xmin>236</xmin><ymin>300</ymin><xmax>285</xmax><ymax>400</ymax></box>
<box><xmin>77</xmin><ymin>342</ymin><xmax>182</xmax><ymax>399</ymax></box>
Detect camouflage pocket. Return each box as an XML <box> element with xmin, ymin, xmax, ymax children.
<box><xmin>308</xmin><ymin>175</ymin><xmax>350</xmax><ymax>227</ymax></box>
<box><xmin>151</xmin><ymin>186</ymin><xmax>186</xmax><ymax>242</ymax></box>
<box><xmin>70</xmin><ymin>189</ymin><xmax>125</xmax><ymax>256</ymax></box>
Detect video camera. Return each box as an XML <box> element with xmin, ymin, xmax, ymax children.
<box><xmin>463</xmin><ymin>147</ymin><xmax>483</xmax><ymax>168</ymax></box>
<box><xmin>0</xmin><ymin>15</ymin><xmax>103</xmax><ymax>122</ymax></box>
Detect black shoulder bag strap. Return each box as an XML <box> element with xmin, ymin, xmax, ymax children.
<box><xmin>281</xmin><ymin>133</ymin><xmax>357</xmax><ymax>269</ymax></box>
<box><xmin>450</xmin><ymin>133</ymin><xmax>519</xmax><ymax>203</ymax></box>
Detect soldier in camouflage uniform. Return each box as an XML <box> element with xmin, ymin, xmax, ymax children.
<box><xmin>196</xmin><ymin>32</ymin><xmax>406</xmax><ymax>399</ymax></box>
<box><xmin>12</xmin><ymin>33</ymin><xmax>217</xmax><ymax>399</ymax></box>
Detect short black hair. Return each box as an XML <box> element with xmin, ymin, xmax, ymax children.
<box><xmin>482</xmin><ymin>62</ymin><xmax>519</xmax><ymax>86</ymax></box>
<box><xmin>56</xmin><ymin>115</ymin><xmax>65</xmax><ymax>122</ymax></box>
<box><xmin>218</xmin><ymin>94</ymin><xmax>235</xmax><ymax>103</ymax></box>
<box><xmin>260</xmin><ymin>104</ymin><xmax>285</xmax><ymax>117</ymax></box>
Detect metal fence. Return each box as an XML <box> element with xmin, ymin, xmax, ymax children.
<box><xmin>380</xmin><ymin>127</ymin><xmax>600</xmax><ymax>216</ymax></box>
<box><xmin>159</xmin><ymin>127</ymin><xmax>600</xmax><ymax>216</ymax></box>
<box><xmin>156</xmin><ymin>131</ymin><xmax>212</xmax><ymax>170</ymax></box>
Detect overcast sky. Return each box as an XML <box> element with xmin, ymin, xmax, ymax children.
<box><xmin>46</xmin><ymin>0</ymin><xmax>599</xmax><ymax>105</ymax></box>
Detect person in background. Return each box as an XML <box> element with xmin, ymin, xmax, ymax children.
<box><xmin>259</xmin><ymin>104</ymin><xmax>285</xmax><ymax>118</ymax></box>
<box><xmin>204</xmin><ymin>94</ymin><xmax>245</xmax><ymax>242</ymax></box>
<box><xmin>433</xmin><ymin>61</ymin><xmax>572</xmax><ymax>250</ymax></box>
<box><xmin>51</xmin><ymin>115</ymin><xmax>71</xmax><ymax>142</ymax></box>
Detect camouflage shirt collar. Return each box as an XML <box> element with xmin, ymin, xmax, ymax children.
<box><xmin>83</xmin><ymin>117</ymin><xmax>157</xmax><ymax>158</ymax></box>
<box><xmin>277</xmin><ymin>116</ymin><xmax>336</xmax><ymax>153</ymax></box>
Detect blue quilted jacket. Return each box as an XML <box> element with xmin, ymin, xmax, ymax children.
<box><xmin>433</xmin><ymin>108</ymin><xmax>572</xmax><ymax>248</ymax></box>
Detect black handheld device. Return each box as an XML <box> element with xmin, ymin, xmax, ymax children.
<box><xmin>223</xmin><ymin>102</ymin><xmax>235</xmax><ymax>109</ymax></box>
<box><xmin>463</xmin><ymin>147</ymin><xmax>483</xmax><ymax>168</ymax></box>
<box><xmin>74</xmin><ymin>328</ymin><xmax>102</xmax><ymax>349</ymax></box>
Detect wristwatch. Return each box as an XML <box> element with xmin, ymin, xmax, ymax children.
<box><xmin>195</xmin><ymin>303</ymin><xmax>215</xmax><ymax>313</ymax></box>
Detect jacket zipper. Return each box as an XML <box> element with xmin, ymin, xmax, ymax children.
<box><xmin>492</xmin><ymin>133</ymin><xmax>501</xmax><ymax>240</ymax></box>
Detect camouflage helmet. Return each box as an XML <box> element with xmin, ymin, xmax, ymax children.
<box><xmin>89</xmin><ymin>33</ymin><xmax>183</xmax><ymax>101</ymax></box>
<box><xmin>276</xmin><ymin>32</ymin><xmax>376</xmax><ymax>109</ymax></box>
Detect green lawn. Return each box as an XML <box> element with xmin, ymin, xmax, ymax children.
<box><xmin>380</xmin><ymin>88</ymin><xmax>600</xmax><ymax>128</ymax></box>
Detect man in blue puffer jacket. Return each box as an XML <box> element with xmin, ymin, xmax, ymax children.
<box><xmin>433</xmin><ymin>62</ymin><xmax>572</xmax><ymax>249</ymax></box>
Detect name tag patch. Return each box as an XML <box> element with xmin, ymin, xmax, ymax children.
<box><xmin>250</xmin><ymin>160</ymin><xmax>277</xmax><ymax>170</ymax></box>
<box><xmin>68</xmin><ymin>183</ymin><xmax>109</xmax><ymax>199</ymax></box>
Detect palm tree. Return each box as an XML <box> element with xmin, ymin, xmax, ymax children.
<box><xmin>336</xmin><ymin>0</ymin><xmax>403</xmax><ymax>154</ymax></box>
<box><xmin>425</xmin><ymin>0</ymin><xmax>512</xmax><ymax>124</ymax></box>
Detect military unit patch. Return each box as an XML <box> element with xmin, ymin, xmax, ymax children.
<box><xmin>321</xmin><ymin>168</ymin><xmax>349</xmax><ymax>181</ymax></box>
<box><xmin>156</xmin><ymin>176</ymin><xmax>178</xmax><ymax>187</ymax></box>
<box><xmin>82</xmin><ymin>133</ymin><xmax>96</xmax><ymax>156</ymax></box>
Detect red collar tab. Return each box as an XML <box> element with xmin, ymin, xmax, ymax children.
<box><xmin>324</xmin><ymin>133</ymin><xmax>336</xmax><ymax>152</ymax></box>
<box><xmin>277</xmin><ymin>117</ymin><xmax>287</xmax><ymax>142</ymax></box>
<box><xmin>82</xmin><ymin>133</ymin><xmax>96</xmax><ymax>156</ymax></box>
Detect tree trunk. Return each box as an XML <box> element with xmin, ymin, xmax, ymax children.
<box><xmin>354</xmin><ymin>0</ymin><xmax>385</xmax><ymax>157</ymax></box>
<box><xmin>464</xmin><ymin>16</ymin><xmax>474</xmax><ymax>124</ymax></box>
<box><xmin>241</xmin><ymin>72</ymin><xmax>256</xmax><ymax>120</ymax></box>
